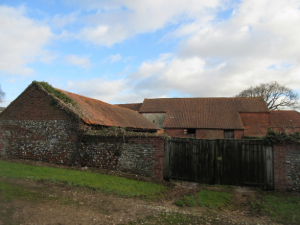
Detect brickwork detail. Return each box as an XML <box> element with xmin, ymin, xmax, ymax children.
<box><xmin>0</xmin><ymin>85</ymin><xmax>69</xmax><ymax>121</ymax></box>
<box><xmin>234</xmin><ymin>130</ymin><xmax>244</xmax><ymax>139</ymax></box>
<box><xmin>239</xmin><ymin>112</ymin><xmax>270</xmax><ymax>137</ymax></box>
<box><xmin>273</xmin><ymin>144</ymin><xmax>300</xmax><ymax>191</ymax></box>
<box><xmin>196</xmin><ymin>129</ymin><xmax>224</xmax><ymax>139</ymax></box>
<box><xmin>164</xmin><ymin>129</ymin><xmax>186</xmax><ymax>138</ymax></box>
<box><xmin>165</xmin><ymin>128</ymin><xmax>225</xmax><ymax>139</ymax></box>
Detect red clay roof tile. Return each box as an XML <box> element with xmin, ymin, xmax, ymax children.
<box><xmin>270</xmin><ymin>110</ymin><xmax>300</xmax><ymax>128</ymax></box>
<box><xmin>58</xmin><ymin>90</ymin><xmax>159</xmax><ymax>130</ymax></box>
<box><xmin>115</xmin><ymin>103</ymin><xmax>142</xmax><ymax>112</ymax></box>
<box><xmin>139</xmin><ymin>97</ymin><xmax>269</xmax><ymax>129</ymax></box>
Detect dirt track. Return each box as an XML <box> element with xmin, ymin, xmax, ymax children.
<box><xmin>0</xmin><ymin>159</ymin><xmax>278</xmax><ymax>224</ymax></box>
<box><xmin>1</xmin><ymin>177</ymin><xmax>279</xmax><ymax>225</ymax></box>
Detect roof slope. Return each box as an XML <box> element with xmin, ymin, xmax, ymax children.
<box><xmin>139</xmin><ymin>97</ymin><xmax>269</xmax><ymax>129</ymax></box>
<box><xmin>59</xmin><ymin>90</ymin><xmax>159</xmax><ymax>130</ymax></box>
<box><xmin>270</xmin><ymin>110</ymin><xmax>300</xmax><ymax>128</ymax></box>
<box><xmin>116</xmin><ymin>103</ymin><xmax>142</xmax><ymax>112</ymax></box>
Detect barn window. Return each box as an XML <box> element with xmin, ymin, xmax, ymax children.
<box><xmin>187</xmin><ymin>128</ymin><xmax>196</xmax><ymax>134</ymax></box>
<box><xmin>224</xmin><ymin>130</ymin><xmax>234</xmax><ymax>139</ymax></box>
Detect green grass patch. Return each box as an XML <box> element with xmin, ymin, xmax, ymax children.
<box><xmin>175</xmin><ymin>189</ymin><xmax>232</xmax><ymax>209</ymax></box>
<box><xmin>0</xmin><ymin>160</ymin><xmax>168</xmax><ymax>198</ymax></box>
<box><xmin>175</xmin><ymin>195</ymin><xmax>197</xmax><ymax>207</ymax></box>
<box><xmin>0</xmin><ymin>180</ymin><xmax>72</xmax><ymax>204</ymax></box>
<box><xmin>260</xmin><ymin>193</ymin><xmax>300</xmax><ymax>224</ymax></box>
<box><xmin>0</xmin><ymin>180</ymin><xmax>44</xmax><ymax>202</ymax></box>
<box><xmin>197</xmin><ymin>190</ymin><xmax>232</xmax><ymax>209</ymax></box>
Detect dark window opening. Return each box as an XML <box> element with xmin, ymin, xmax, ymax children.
<box><xmin>224</xmin><ymin>130</ymin><xmax>234</xmax><ymax>139</ymax></box>
<box><xmin>187</xmin><ymin>128</ymin><xmax>196</xmax><ymax>134</ymax></box>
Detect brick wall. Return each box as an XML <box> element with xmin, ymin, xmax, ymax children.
<box><xmin>239</xmin><ymin>112</ymin><xmax>270</xmax><ymax>137</ymax></box>
<box><xmin>0</xmin><ymin>84</ymin><xmax>69</xmax><ymax>121</ymax></box>
<box><xmin>234</xmin><ymin>130</ymin><xmax>244</xmax><ymax>139</ymax></box>
<box><xmin>164</xmin><ymin>129</ymin><xmax>186</xmax><ymax>138</ymax></box>
<box><xmin>165</xmin><ymin>128</ymin><xmax>245</xmax><ymax>139</ymax></box>
<box><xmin>196</xmin><ymin>129</ymin><xmax>224</xmax><ymax>139</ymax></box>
<box><xmin>273</xmin><ymin>144</ymin><xmax>300</xmax><ymax>191</ymax></box>
<box><xmin>165</xmin><ymin>128</ymin><xmax>225</xmax><ymax>139</ymax></box>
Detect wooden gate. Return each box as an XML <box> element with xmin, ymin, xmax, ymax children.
<box><xmin>164</xmin><ymin>138</ymin><xmax>273</xmax><ymax>190</ymax></box>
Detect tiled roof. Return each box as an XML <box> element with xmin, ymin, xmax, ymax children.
<box><xmin>59</xmin><ymin>90</ymin><xmax>159</xmax><ymax>130</ymax></box>
<box><xmin>270</xmin><ymin>110</ymin><xmax>300</xmax><ymax>128</ymax></box>
<box><xmin>116</xmin><ymin>103</ymin><xmax>142</xmax><ymax>112</ymax></box>
<box><xmin>139</xmin><ymin>97</ymin><xmax>269</xmax><ymax>129</ymax></box>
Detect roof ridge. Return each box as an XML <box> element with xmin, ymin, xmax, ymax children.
<box><xmin>144</xmin><ymin>96</ymin><xmax>264</xmax><ymax>100</ymax></box>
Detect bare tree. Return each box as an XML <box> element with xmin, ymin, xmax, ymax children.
<box><xmin>235</xmin><ymin>81</ymin><xmax>299</xmax><ymax>110</ymax></box>
<box><xmin>0</xmin><ymin>85</ymin><xmax>4</xmax><ymax>104</ymax></box>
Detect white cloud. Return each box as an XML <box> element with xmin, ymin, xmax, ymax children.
<box><xmin>67</xmin><ymin>78</ymin><xmax>126</xmax><ymax>103</ymax></box>
<box><xmin>65</xmin><ymin>55</ymin><xmax>91</xmax><ymax>69</ymax></box>
<box><xmin>104</xmin><ymin>54</ymin><xmax>122</xmax><ymax>63</ymax></box>
<box><xmin>50</xmin><ymin>12</ymin><xmax>79</xmax><ymax>29</ymax></box>
<box><xmin>119</xmin><ymin>0</ymin><xmax>300</xmax><ymax>98</ymax></box>
<box><xmin>68</xmin><ymin>0</ymin><xmax>222</xmax><ymax>46</ymax></box>
<box><xmin>60</xmin><ymin>0</ymin><xmax>300</xmax><ymax>103</ymax></box>
<box><xmin>66</xmin><ymin>77</ymin><xmax>169</xmax><ymax>104</ymax></box>
<box><xmin>124</xmin><ymin>0</ymin><xmax>300</xmax><ymax>99</ymax></box>
<box><xmin>0</xmin><ymin>5</ymin><xmax>53</xmax><ymax>75</ymax></box>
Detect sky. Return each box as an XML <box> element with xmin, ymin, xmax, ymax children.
<box><xmin>1</xmin><ymin>0</ymin><xmax>300</xmax><ymax>107</ymax></box>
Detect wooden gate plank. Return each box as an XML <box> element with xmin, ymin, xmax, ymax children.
<box><xmin>166</xmin><ymin>138</ymin><xmax>273</xmax><ymax>189</ymax></box>
<box><xmin>266</xmin><ymin>146</ymin><xmax>274</xmax><ymax>190</ymax></box>
<box><xmin>164</xmin><ymin>137</ymin><xmax>171</xmax><ymax>180</ymax></box>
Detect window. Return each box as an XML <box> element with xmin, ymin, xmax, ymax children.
<box><xmin>187</xmin><ymin>128</ymin><xmax>196</xmax><ymax>134</ymax></box>
<box><xmin>224</xmin><ymin>130</ymin><xmax>234</xmax><ymax>139</ymax></box>
<box><xmin>184</xmin><ymin>128</ymin><xmax>196</xmax><ymax>138</ymax></box>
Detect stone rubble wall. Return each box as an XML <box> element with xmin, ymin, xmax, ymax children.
<box><xmin>0</xmin><ymin>120</ymin><xmax>165</xmax><ymax>179</ymax></box>
<box><xmin>0</xmin><ymin>120</ymin><xmax>78</xmax><ymax>165</ymax></box>
<box><xmin>81</xmin><ymin>136</ymin><xmax>165</xmax><ymax>179</ymax></box>
<box><xmin>273</xmin><ymin>144</ymin><xmax>300</xmax><ymax>192</ymax></box>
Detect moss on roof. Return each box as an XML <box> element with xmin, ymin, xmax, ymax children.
<box><xmin>33</xmin><ymin>81</ymin><xmax>77</xmax><ymax>107</ymax></box>
<box><xmin>32</xmin><ymin>81</ymin><xmax>84</xmax><ymax>122</ymax></box>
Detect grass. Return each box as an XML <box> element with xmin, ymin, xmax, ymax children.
<box><xmin>197</xmin><ymin>190</ymin><xmax>232</xmax><ymax>209</ymax></box>
<box><xmin>0</xmin><ymin>180</ymin><xmax>72</xmax><ymax>204</ymax></box>
<box><xmin>257</xmin><ymin>192</ymin><xmax>300</xmax><ymax>224</ymax></box>
<box><xmin>0</xmin><ymin>160</ymin><xmax>168</xmax><ymax>198</ymax></box>
<box><xmin>175</xmin><ymin>195</ymin><xmax>197</xmax><ymax>207</ymax></box>
<box><xmin>175</xmin><ymin>189</ymin><xmax>232</xmax><ymax>209</ymax></box>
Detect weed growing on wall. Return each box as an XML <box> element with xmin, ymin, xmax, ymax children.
<box><xmin>84</xmin><ymin>126</ymin><xmax>167</xmax><ymax>141</ymax></box>
<box><xmin>264</xmin><ymin>128</ymin><xmax>300</xmax><ymax>144</ymax></box>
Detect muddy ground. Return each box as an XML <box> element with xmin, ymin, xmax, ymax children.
<box><xmin>0</xmin><ymin>159</ymin><xmax>278</xmax><ymax>225</ymax></box>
